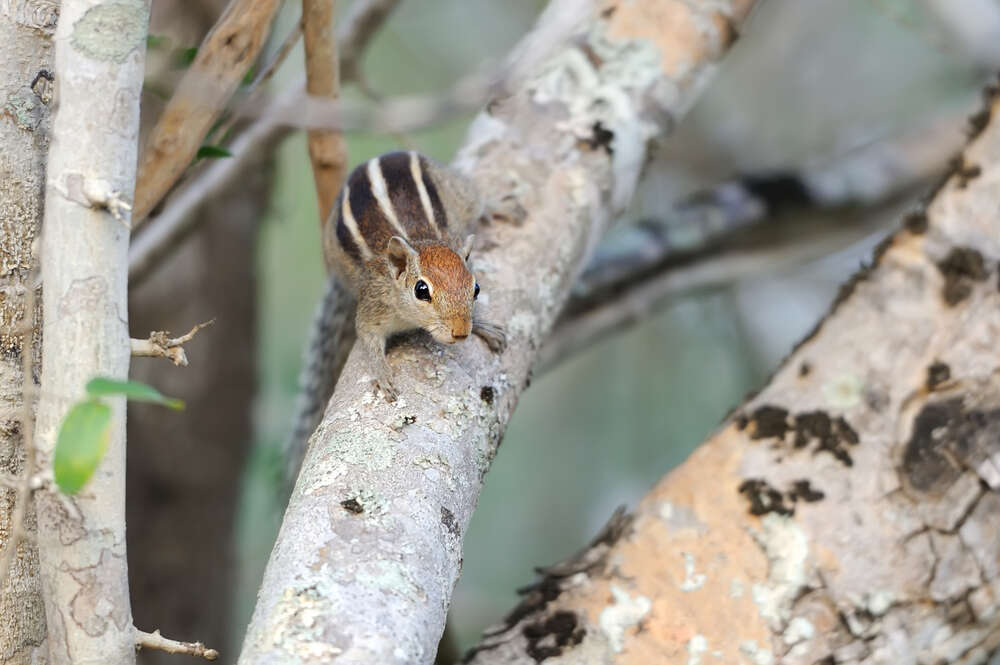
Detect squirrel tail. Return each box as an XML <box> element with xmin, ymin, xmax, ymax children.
<box><xmin>284</xmin><ymin>275</ymin><xmax>357</xmax><ymax>490</ymax></box>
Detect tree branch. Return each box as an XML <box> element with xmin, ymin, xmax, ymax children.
<box><xmin>464</xmin><ymin>82</ymin><xmax>1000</xmax><ymax>665</ymax></box>
<box><xmin>237</xmin><ymin>1</ymin><xmax>757</xmax><ymax>663</ymax></box>
<box><xmin>538</xmin><ymin>111</ymin><xmax>965</xmax><ymax>370</ymax></box>
<box><xmin>337</xmin><ymin>0</ymin><xmax>402</xmax><ymax>83</ymax></box>
<box><xmin>34</xmin><ymin>1</ymin><xmax>149</xmax><ymax>663</ymax></box>
<box><xmin>302</xmin><ymin>0</ymin><xmax>349</xmax><ymax>230</ymax></box>
<box><xmin>135</xmin><ymin>628</ymin><xmax>219</xmax><ymax>661</ymax></box>
<box><xmin>132</xmin><ymin>0</ymin><xmax>282</xmax><ymax>226</ymax></box>
<box><xmin>130</xmin><ymin>319</ymin><xmax>215</xmax><ymax>367</ymax></box>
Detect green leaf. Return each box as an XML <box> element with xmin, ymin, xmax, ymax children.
<box><xmin>195</xmin><ymin>145</ymin><xmax>233</xmax><ymax>160</ymax></box>
<box><xmin>241</xmin><ymin>65</ymin><xmax>256</xmax><ymax>87</ymax></box>
<box><xmin>146</xmin><ymin>34</ymin><xmax>170</xmax><ymax>50</ymax></box>
<box><xmin>54</xmin><ymin>400</ymin><xmax>112</xmax><ymax>494</ymax></box>
<box><xmin>174</xmin><ymin>46</ymin><xmax>198</xmax><ymax>68</ymax></box>
<box><xmin>85</xmin><ymin>377</ymin><xmax>185</xmax><ymax>410</ymax></box>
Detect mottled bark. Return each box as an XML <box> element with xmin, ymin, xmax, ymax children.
<box><xmin>0</xmin><ymin>1</ymin><xmax>55</xmax><ymax>662</ymax></box>
<box><xmin>466</xmin><ymin>87</ymin><xmax>1000</xmax><ymax>665</ymax></box>
<box><xmin>238</xmin><ymin>1</ymin><xmax>756</xmax><ymax>663</ymax></box>
<box><xmin>33</xmin><ymin>1</ymin><xmax>149</xmax><ymax>664</ymax></box>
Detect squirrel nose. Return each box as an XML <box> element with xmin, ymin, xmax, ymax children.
<box><xmin>452</xmin><ymin>321</ymin><xmax>471</xmax><ymax>340</ymax></box>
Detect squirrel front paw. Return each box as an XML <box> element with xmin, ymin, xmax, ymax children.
<box><xmin>473</xmin><ymin>320</ymin><xmax>507</xmax><ymax>354</ymax></box>
<box><xmin>373</xmin><ymin>370</ymin><xmax>398</xmax><ymax>402</ymax></box>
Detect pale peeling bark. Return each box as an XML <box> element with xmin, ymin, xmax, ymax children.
<box><xmin>0</xmin><ymin>2</ymin><xmax>55</xmax><ymax>662</ymax></box>
<box><xmin>33</xmin><ymin>1</ymin><xmax>149</xmax><ymax>664</ymax></box>
<box><xmin>465</xmin><ymin>90</ymin><xmax>1000</xmax><ymax>665</ymax></box>
<box><xmin>238</xmin><ymin>1</ymin><xmax>756</xmax><ymax>663</ymax></box>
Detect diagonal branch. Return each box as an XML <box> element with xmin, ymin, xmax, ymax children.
<box><xmin>236</xmin><ymin>1</ymin><xmax>757</xmax><ymax>663</ymax></box>
<box><xmin>132</xmin><ymin>0</ymin><xmax>283</xmax><ymax>226</ymax></box>
<box><xmin>464</xmin><ymin>80</ymin><xmax>1000</xmax><ymax>665</ymax></box>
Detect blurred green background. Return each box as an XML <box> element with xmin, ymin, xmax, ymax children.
<box><xmin>227</xmin><ymin>0</ymin><xmax>989</xmax><ymax>653</ymax></box>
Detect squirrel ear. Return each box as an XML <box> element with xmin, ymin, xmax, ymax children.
<box><xmin>386</xmin><ymin>236</ymin><xmax>417</xmax><ymax>279</ymax></box>
<box><xmin>461</xmin><ymin>234</ymin><xmax>475</xmax><ymax>261</ymax></box>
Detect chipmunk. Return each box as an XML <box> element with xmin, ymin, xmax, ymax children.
<box><xmin>322</xmin><ymin>150</ymin><xmax>506</xmax><ymax>401</ymax></box>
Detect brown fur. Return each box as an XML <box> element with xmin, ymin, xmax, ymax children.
<box><xmin>320</xmin><ymin>151</ymin><xmax>505</xmax><ymax>400</ymax></box>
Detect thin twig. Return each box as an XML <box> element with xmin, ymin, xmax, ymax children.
<box><xmin>136</xmin><ymin>629</ymin><xmax>219</xmax><ymax>661</ymax></box>
<box><xmin>130</xmin><ymin>319</ymin><xmax>216</xmax><ymax>367</ymax></box>
<box><xmin>248</xmin><ymin>21</ymin><xmax>303</xmax><ymax>92</ymax></box>
<box><xmin>303</xmin><ymin>0</ymin><xmax>349</xmax><ymax>226</ymax></box>
<box><xmin>128</xmin><ymin>112</ymin><xmax>293</xmax><ymax>284</ymax></box>
<box><xmin>338</xmin><ymin>0</ymin><xmax>402</xmax><ymax>82</ymax></box>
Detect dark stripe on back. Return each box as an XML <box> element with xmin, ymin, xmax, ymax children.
<box><xmin>381</xmin><ymin>152</ymin><xmax>436</xmax><ymax>239</ymax></box>
<box><xmin>333</xmin><ymin>189</ymin><xmax>361</xmax><ymax>263</ymax></box>
<box><xmin>418</xmin><ymin>155</ymin><xmax>448</xmax><ymax>231</ymax></box>
<box><xmin>347</xmin><ymin>163</ymin><xmax>394</xmax><ymax>255</ymax></box>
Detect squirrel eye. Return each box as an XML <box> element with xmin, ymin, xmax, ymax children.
<box><xmin>474</xmin><ymin>282</ymin><xmax>480</xmax><ymax>300</ymax></box>
<box><xmin>414</xmin><ymin>279</ymin><xmax>432</xmax><ymax>302</ymax></box>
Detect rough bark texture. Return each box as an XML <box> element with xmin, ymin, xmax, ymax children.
<box><xmin>464</xmin><ymin>88</ymin><xmax>1000</xmax><ymax>665</ymax></box>
<box><xmin>238</xmin><ymin>1</ymin><xmax>756</xmax><ymax>663</ymax></box>
<box><xmin>33</xmin><ymin>1</ymin><xmax>149</xmax><ymax>664</ymax></box>
<box><xmin>0</xmin><ymin>2</ymin><xmax>55</xmax><ymax>662</ymax></box>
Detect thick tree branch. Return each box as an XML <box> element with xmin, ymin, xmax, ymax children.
<box><xmin>302</xmin><ymin>0</ymin><xmax>349</xmax><ymax>231</ymax></box>
<box><xmin>465</xmin><ymin>85</ymin><xmax>1000</xmax><ymax>665</ymax></box>
<box><xmin>237</xmin><ymin>1</ymin><xmax>756</xmax><ymax>663</ymax></box>
<box><xmin>132</xmin><ymin>0</ymin><xmax>282</xmax><ymax>226</ymax></box>
<box><xmin>34</xmin><ymin>1</ymin><xmax>149</xmax><ymax>663</ymax></box>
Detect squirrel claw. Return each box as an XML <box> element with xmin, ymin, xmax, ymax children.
<box><xmin>374</xmin><ymin>376</ymin><xmax>398</xmax><ymax>402</ymax></box>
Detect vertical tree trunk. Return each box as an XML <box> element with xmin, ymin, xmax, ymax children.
<box><xmin>33</xmin><ymin>1</ymin><xmax>149</xmax><ymax>663</ymax></box>
<box><xmin>0</xmin><ymin>2</ymin><xmax>56</xmax><ymax>662</ymax></box>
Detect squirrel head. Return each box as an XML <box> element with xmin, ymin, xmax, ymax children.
<box><xmin>386</xmin><ymin>235</ymin><xmax>480</xmax><ymax>344</ymax></box>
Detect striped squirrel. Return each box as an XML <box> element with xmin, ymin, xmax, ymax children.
<box><xmin>323</xmin><ymin>150</ymin><xmax>506</xmax><ymax>400</ymax></box>
<box><xmin>286</xmin><ymin>152</ymin><xmax>506</xmax><ymax>482</ymax></box>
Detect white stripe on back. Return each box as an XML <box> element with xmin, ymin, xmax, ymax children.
<box><xmin>367</xmin><ymin>158</ymin><xmax>410</xmax><ymax>240</ymax></box>
<box><xmin>341</xmin><ymin>184</ymin><xmax>373</xmax><ymax>260</ymax></box>
<box><xmin>409</xmin><ymin>151</ymin><xmax>441</xmax><ymax>238</ymax></box>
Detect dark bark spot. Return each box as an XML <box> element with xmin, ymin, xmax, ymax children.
<box><xmin>903</xmin><ymin>211</ymin><xmax>928</xmax><ymax>234</ymax></box>
<box><xmin>523</xmin><ymin>611</ymin><xmax>586</xmax><ymax>662</ymax></box>
<box><xmin>789</xmin><ymin>479</ymin><xmax>825</xmax><ymax>503</ymax></box>
<box><xmin>739</xmin><ymin>478</ymin><xmax>793</xmax><ymax>516</ymax></box>
<box><xmin>902</xmin><ymin>398</ymin><xmax>1000</xmax><ymax>494</ymax></box>
<box><xmin>480</xmin><ymin>386</ymin><xmax>495</xmax><ymax>405</ymax></box>
<box><xmin>926</xmin><ymin>362</ymin><xmax>951</xmax><ymax>390</ymax></box>
<box><xmin>747</xmin><ymin>405</ymin><xmax>790</xmax><ymax>440</ymax></box>
<box><xmin>441</xmin><ymin>507</ymin><xmax>460</xmax><ymax>537</ymax></box>
<box><xmin>798</xmin><ymin>362</ymin><xmax>811</xmax><ymax>378</ymax></box>
<box><xmin>584</xmin><ymin>121</ymin><xmax>614</xmax><ymax>154</ymax></box>
<box><xmin>340</xmin><ymin>498</ymin><xmax>363</xmax><ymax>514</ymax></box>
<box><xmin>937</xmin><ymin>247</ymin><xmax>987</xmax><ymax>306</ymax></box>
